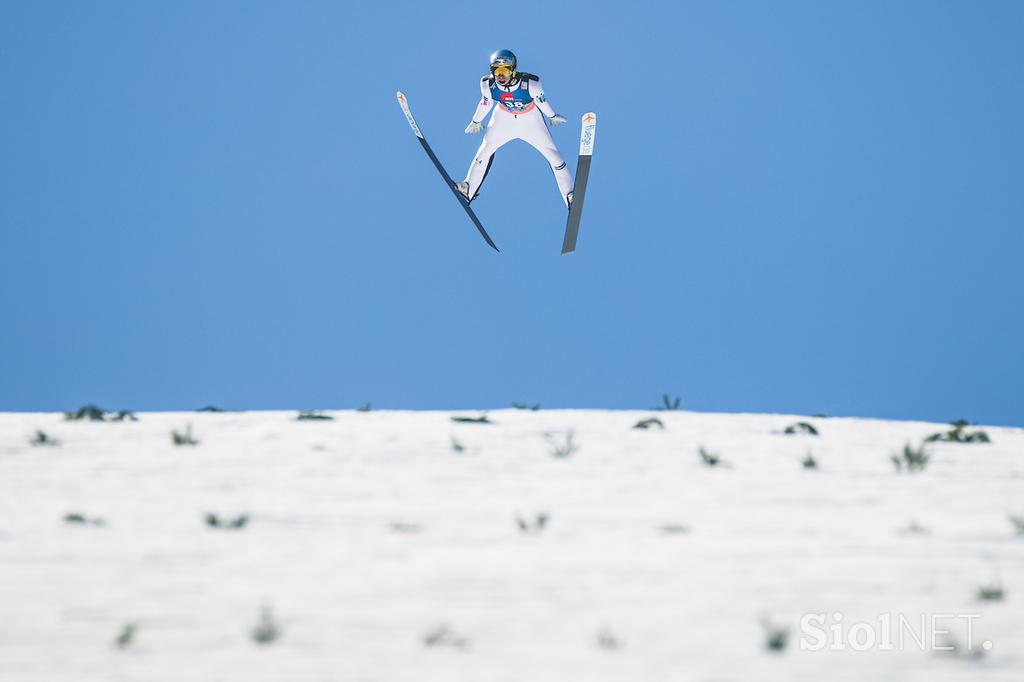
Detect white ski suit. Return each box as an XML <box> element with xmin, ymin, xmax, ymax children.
<box><xmin>462</xmin><ymin>73</ymin><xmax>574</xmax><ymax>206</ymax></box>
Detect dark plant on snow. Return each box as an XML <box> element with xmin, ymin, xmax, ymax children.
<box><xmin>891</xmin><ymin>442</ymin><xmax>929</xmax><ymax>472</ymax></box>
<box><xmin>976</xmin><ymin>582</ymin><xmax>1005</xmax><ymax>601</ymax></box>
<box><xmin>64</xmin><ymin>512</ymin><xmax>105</xmax><ymax>526</ymax></box>
<box><xmin>422</xmin><ymin>624</ymin><xmax>469</xmax><ymax>649</ymax></box>
<box><xmin>699</xmin><ymin>446</ymin><xmax>724</xmax><ymax>467</ymax></box>
<box><xmin>114</xmin><ymin>623</ymin><xmax>137</xmax><ymax>650</ymax></box>
<box><xmin>205</xmin><ymin>513</ymin><xmax>250</xmax><ymax>530</ymax></box>
<box><xmin>513</xmin><ymin>402</ymin><xmax>541</xmax><ymax>411</ymax></box>
<box><xmin>658</xmin><ymin>394</ymin><xmax>681</xmax><ymax>410</ymax></box>
<box><xmin>451</xmin><ymin>414</ymin><xmax>492</xmax><ymax>424</ymax></box>
<box><xmin>516</xmin><ymin>513</ymin><xmax>549</xmax><ymax>534</ymax></box>
<box><xmin>171</xmin><ymin>425</ymin><xmax>199</xmax><ymax>446</ymax></box>
<box><xmin>898</xmin><ymin>520</ymin><xmax>930</xmax><ymax>536</ymax></box>
<box><xmin>925</xmin><ymin>420</ymin><xmax>990</xmax><ymax>444</ymax></box>
<box><xmin>545</xmin><ymin>431</ymin><xmax>579</xmax><ymax>458</ymax></box>
<box><xmin>64</xmin><ymin>405</ymin><xmax>106</xmax><ymax>421</ymax></box>
<box><xmin>801</xmin><ymin>451</ymin><xmax>818</xmax><ymax>469</ymax></box>
<box><xmin>761</xmin><ymin>617</ymin><xmax>789</xmax><ymax>652</ymax></box>
<box><xmin>784</xmin><ymin>422</ymin><xmax>818</xmax><ymax>435</ymax></box>
<box><xmin>632</xmin><ymin>417</ymin><xmax>664</xmax><ymax>430</ymax></box>
<box><xmin>596</xmin><ymin>627</ymin><xmax>624</xmax><ymax>650</ymax></box>
<box><xmin>251</xmin><ymin>606</ymin><xmax>280</xmax><ymax>644</ymax></box>
<box><xmin>29</xmin><ymin>430</ymin><xmax>60</xmax><ymax>447</ymax></box>
<box><xmin>297</xmin><ymin>411</ymin><xmax>334</xmax><ymax>421</ymax></box>
<box><xmin>64</xmin><ymin>404</ymin><xmax>137</xmax><ymax>422</ymax></box>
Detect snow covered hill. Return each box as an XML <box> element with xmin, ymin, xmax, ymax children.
<box><xmin>1</xmin><ymin>409</ymin><xmax>1022</xmax><ymax>681</ymax></box>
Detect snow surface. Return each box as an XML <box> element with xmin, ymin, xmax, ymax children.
<box><xmin>1</xmin><ymin>409</ymin><xmax>1022</xmax><ymax>681</ymax></box>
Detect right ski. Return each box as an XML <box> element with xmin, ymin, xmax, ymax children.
<box><xmin>561</xmin><ymin>112</ymin><xmax>597</xmax><ymax>255</ymax></box>
<box><xmin>396</xmin><ymin>91</ymin><xmax>499</xmax><ymax>252</ymax></box>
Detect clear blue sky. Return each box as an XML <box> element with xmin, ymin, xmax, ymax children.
<box><xmin>2</xmin><ymin>2</ymin><xmax>1022</xmax><ymax>425</ymax></box>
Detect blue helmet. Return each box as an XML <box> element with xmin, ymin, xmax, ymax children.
<box><xmin>489</xmin><ymin>49</ymin><xmax>517</xmax><ymax>75</ymax></box>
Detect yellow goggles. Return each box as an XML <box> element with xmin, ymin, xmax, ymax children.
<box><xmin>492</xmin><ymin>65</ymin><xmax>514</xmax><ymax>78</ymax></box>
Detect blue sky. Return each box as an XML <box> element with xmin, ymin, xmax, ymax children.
<box><xmin>2</xmin><ymin>1</ymin><xmax>1022</xmax><ymax>425</ymax></box>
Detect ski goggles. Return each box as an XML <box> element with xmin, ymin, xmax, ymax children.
<box><xmin>491</xmin><ymin>65</ymin><xmax>514</xmax><ymax>79</ymax></box>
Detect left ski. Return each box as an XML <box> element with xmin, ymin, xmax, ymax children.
<box><xmin>396</xmin><ymin>91</ymin><xmax>499</xmax><ymax>252</ymax></box>
<box><xmin>561</xmin><ymin>112</ymin><xmax>597</xmax><ymax>255</ymax></box>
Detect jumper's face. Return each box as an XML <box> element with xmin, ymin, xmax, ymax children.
<box><xmin>493</xmin><ymin>66</ymin><xmax>513</xmax><ymax>86</ymax></box>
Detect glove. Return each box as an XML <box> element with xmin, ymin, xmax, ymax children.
<box><xmin>465</xmin><ymin>121</ymin><xmax>483</xmax><ymax>134</ymax></box>
<box><xmin>549</xmin><ymin>114</ymin><xmax>567</xmax><ymax>126</ymax></box>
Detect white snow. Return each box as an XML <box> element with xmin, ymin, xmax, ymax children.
<box><xmin>1</xmin><ymin>409</ymin><xmax>1022</xmax><ymax>681</ymax></box>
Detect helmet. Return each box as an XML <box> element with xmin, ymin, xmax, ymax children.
<box><xmin>489</xmin><ymin>49</ymin><xmax>517</xmax><ymax>79</ymax></box>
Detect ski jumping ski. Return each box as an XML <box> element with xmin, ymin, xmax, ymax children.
<box><xmin>561</xmin><ymin>112</ymin><xmax>597</xmax><ymax>255</ymax></box>
<box><xmin>396</xmin><ymin>91</ymin><xmax>499</xmax><ymax>252</ymax></box>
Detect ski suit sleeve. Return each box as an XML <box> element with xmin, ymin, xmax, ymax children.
<box><xmin>470</xmin><ymin>77</ymin><xmax>495</xmax><ymax>123</ymax></box>
<box><xmin>528</xmin><ymin>79</ymin><xmax>557</xmax><ymax>119</ymax></box>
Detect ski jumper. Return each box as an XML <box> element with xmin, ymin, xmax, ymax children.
<box><xmin>462</xmin><ymin>73</ymin><xmax>574</xmax><ymax>206</ymax></box>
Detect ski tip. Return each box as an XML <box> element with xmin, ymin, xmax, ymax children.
<box><xmin>579</xmin><ymin>112</ymin><xmax>597</xmax><ymax>157</ymax></box>
<box><xmin>396</xmin><ymin>90</ymin><xmax>407</xmax><ymax>102</ymax></box>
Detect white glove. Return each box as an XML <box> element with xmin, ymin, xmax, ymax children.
<box><xmin>465</xmin><ymin>121</ymin><xmax>483</xmax><ymax>134</ymax></box>
<box><xmin>549</xmin><ymin>114</ymin><xmax>567</xmax><ymax>126</ymax></box>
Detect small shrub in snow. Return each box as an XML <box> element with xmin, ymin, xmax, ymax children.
<box><xmin>451</xmin><ymin>414</ymin><xmax>491</xmax><ymax>424</ymax></box>
<box><xmin>63</xmin><ymin>404</ymin><xmax>106</xmax><ymax>421</ymax></box>
<box><xmin>516</xmin><ymin>513</ymin><xmax>549</xmax><ymax>534</ymax></box>
<box><xmin>114</xmin><ymin>623</ymin><xmax>136</xmax><ymax>650</ymax></box>
<box><xmin>29</xmin><ymin>430</ymin><xmax>60</xmax><ymax>447</ymax></box>
<box><xmin>596</xmin><ymin>627</ymin><xmax>624</xmax><ymax>650</ymax></box>
<box><xmin>251</xmin><ymin>607</ymin><xmax>280</xmax><ymax>644</ymax></box>
<box><xmin>422</xmin><ymin>624</ymin><xmax>468</xmax><ymax>649</ymax></box>
<box><xmin>761</xmin><ymin>617</ymin><xmax>789</xmax><ymax>652</ymax></box>
<box><xmin>925</xmin><ymin>420</ymin><xmax>990</xmax><ymax>444</ymax></box>
<box><xmin>545</xmin><ymin>431</ymin><xmax>578</xmax><ymax>458</ymax></box>
<box><xmin>389</xmin><ymin>522</ymin><xmax>421</xmax><ymax>534</ymax></box>
<box><xmin>935</xmin><ymin>633</ymin><xmax>987</xmax><ymax>660</ymax></box>
<box><xmin>205</xmin><ymin>513</ymin><xmax>249</xmax><ymax>530</ymax></box>
<box><xmin>658</xmin><ymin>524</ymin><xmax>690</xmax><ymax>535</ymax></box>
<box><xmin>196</xmin><ymin>405</ymin><xmax>224</xmax><ymax>412</ymax></box>
<box><xmin>699</xmin><ymin>447</ymin><xmax>723</xmax><ymax>467</ymax></box>
<box><xmin>659</xmin><ymin>394</ymin><xmax>682</xmax><ymax>411</ymax></box>
<box><xmin>891</xmin><ymin>443</ymin><xmax>929</xmax><ymax>472</ymax></box>
<box><xmin>512</xmin><ymin>402</ymin><xmax>541</xmax><ymax>411</ymax></box>
<box><xmin>297</xmin><ymin>411</ymin><xmax>333</xmax><ymax>421</ymax></box>
<box><xmin>632</xmin><ymin>417</ymin><xmax>664</xmax><ymax>430</ymax></box>
<box><xmin>171</xmin><ymin>425</ymin><xmax>199</xmax><ymax>446</ymax></box>
<box><xmin>898</xmin><ymin>520</ymin><xmax>930</xmax><ymax>536</ymax></box>
<box><xmin>64</xmin><ymin>513</ymin><xmax>105</xmax><ymax>526</ymax></box>
<box><xmin>1009</xmin><ymin>515</ymin><xmax>1024</xmax><ymax>535</ymax></box>
<box><xmin>976</xmin><ymin>582</ymin><xmax>1005</xmax><ymax>601</ymax></box>
<box><xmin>356</xmin><ymin>402</ymin><xmax>372</xmax><ymax>412</ymax></box>
<box><xmin>451</xmin><ymin>436</ymin><xmax>465</xmax><ymax>453</ymax></box>
<box><xmin>801</xmin><ymin>451</ymin><xmax>818</xmax><ymax>469</ymax></box>
<box><xmin>784</xmin><ymin>422</ymin><xmax>819</xmax><ymax>435</ymax></box>
<box><xmin>63</xmin><ymin>405</ymin><xmax>137</xmax><ymax>422</ymax></box>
